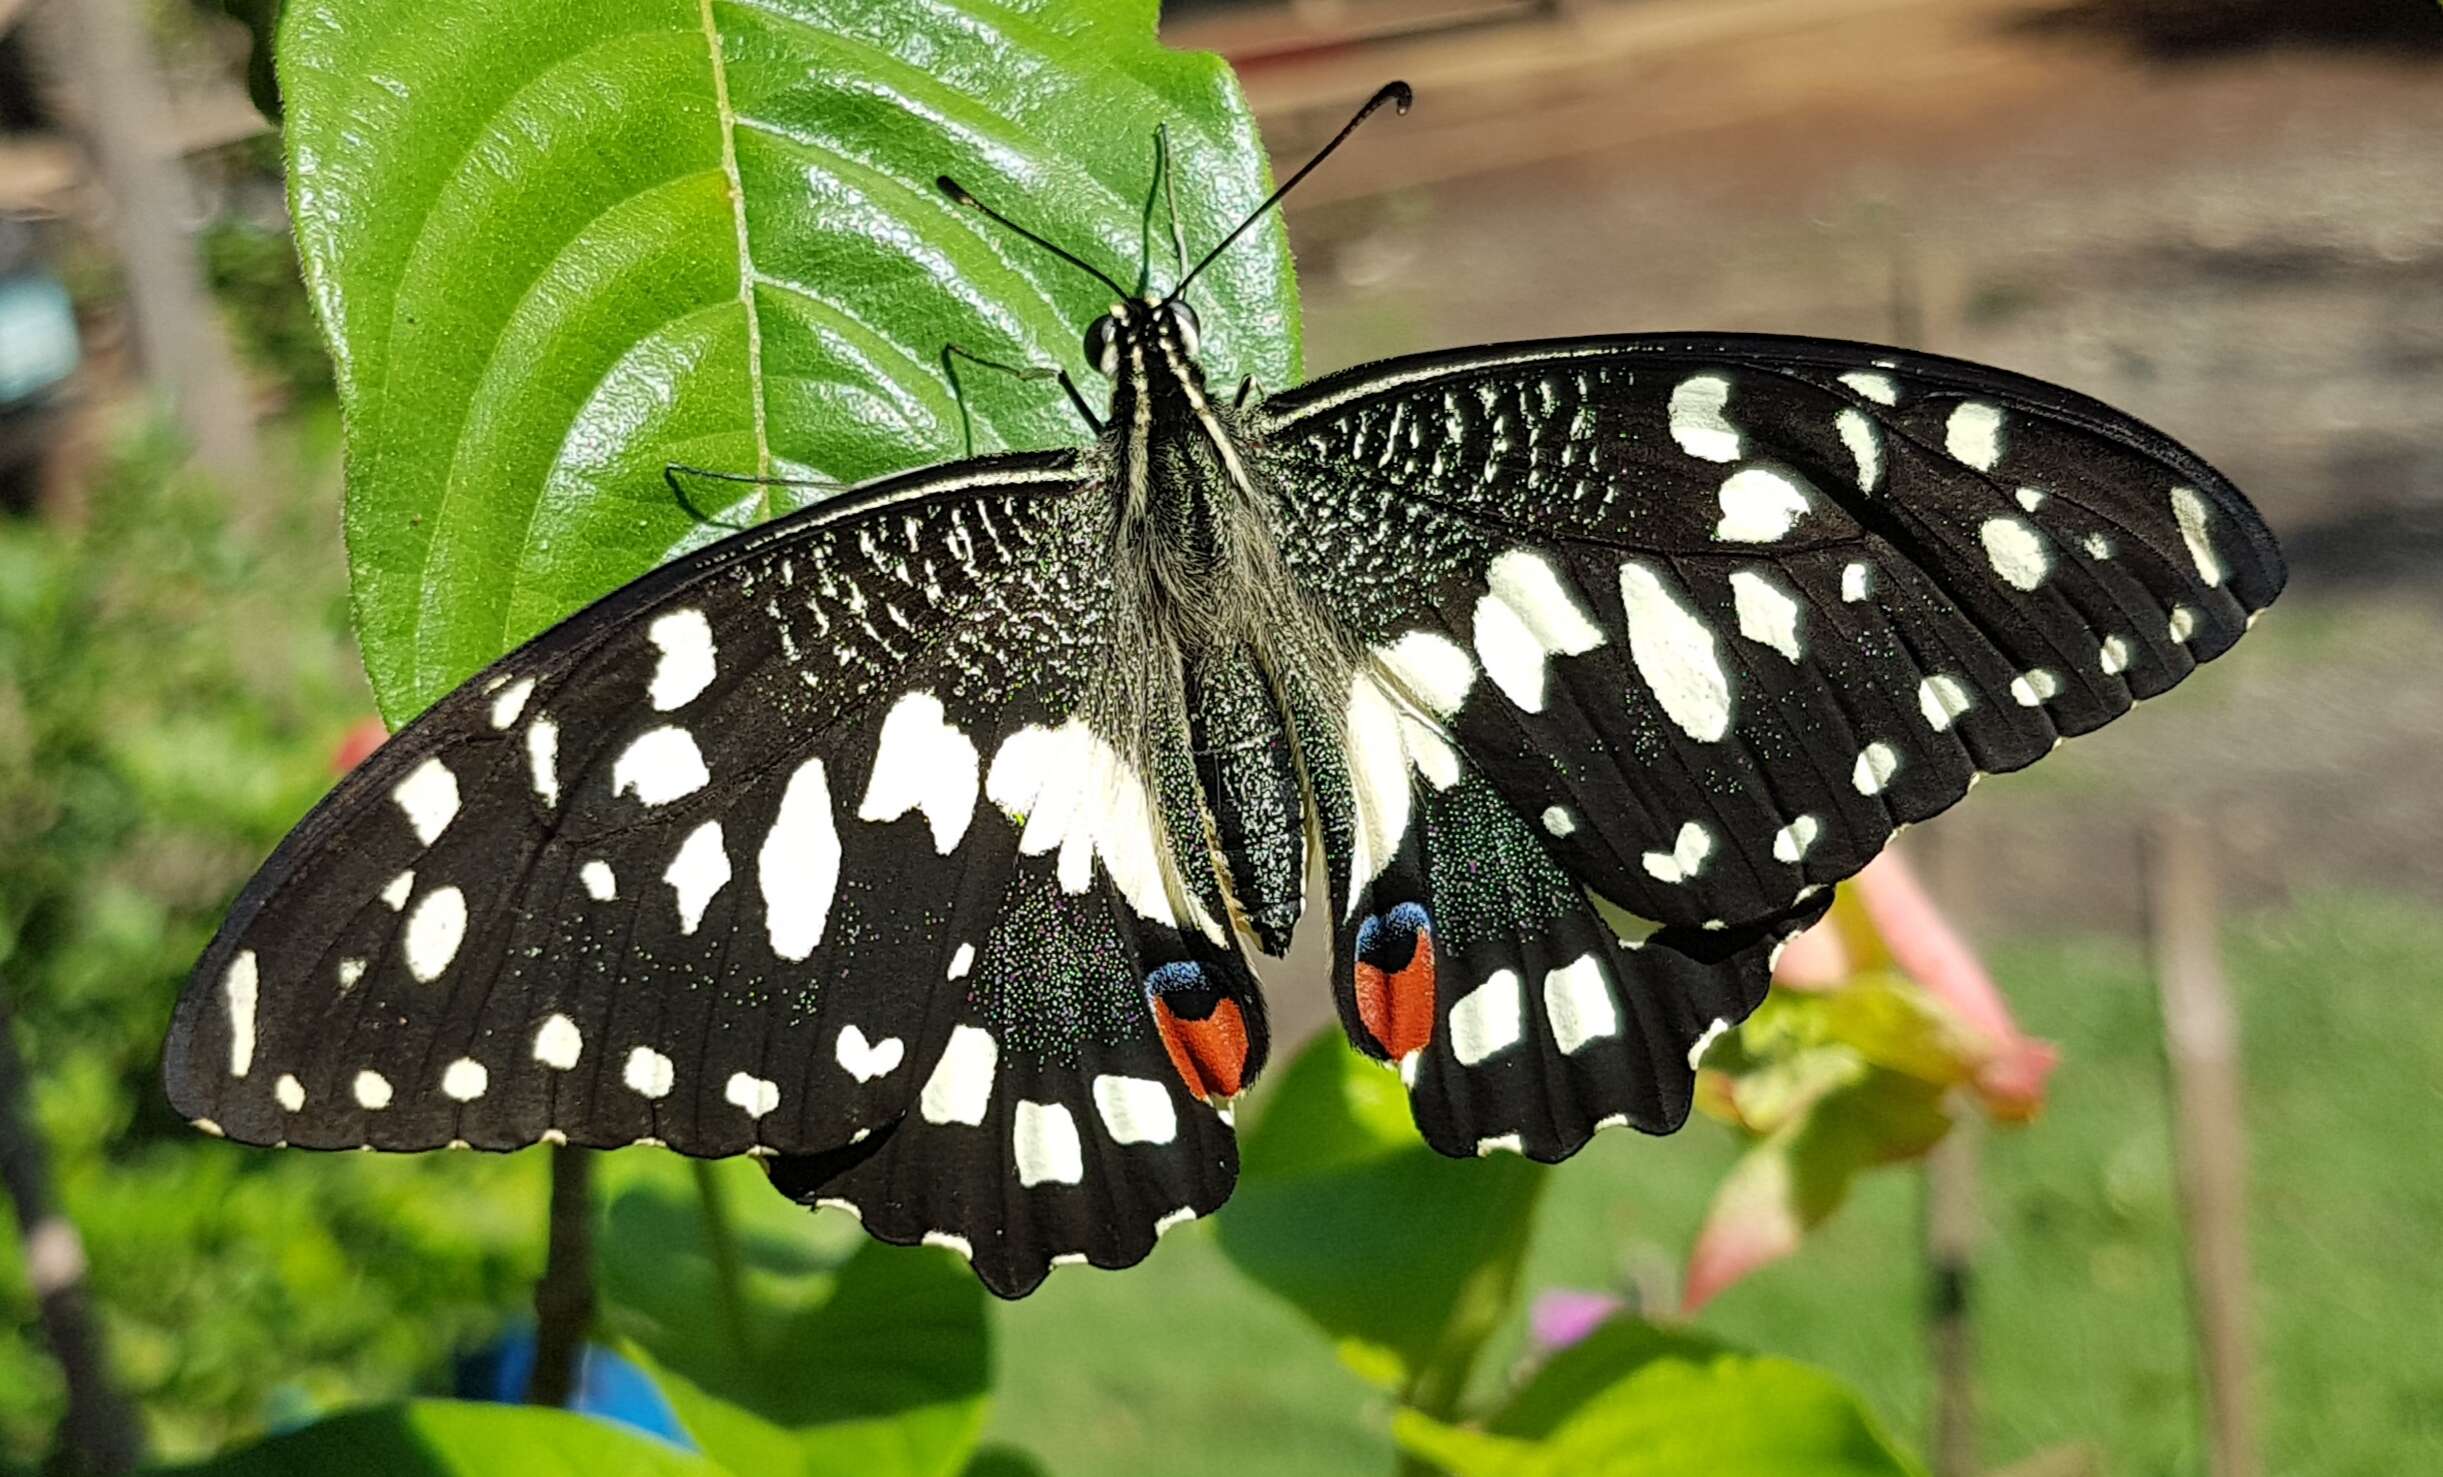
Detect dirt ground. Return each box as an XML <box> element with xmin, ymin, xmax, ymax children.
<box><xmin>1237</xmin><ymin>0</ymin><xmax>2443</xmax><ymax>941</ymax></box>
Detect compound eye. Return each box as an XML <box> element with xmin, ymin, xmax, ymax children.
<box><xmin>1084</xmin><ymin>315</ymin><xmax>1121</xmax><ymax>377</ymax></box>
<box><xmin>1166</xmin><ymin>299</ymin><xmax>1202</xmax><ymax>357</ymax></box>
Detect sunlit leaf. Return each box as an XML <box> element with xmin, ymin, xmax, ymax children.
<box><xmin>1216</xmin><ymin>1031</ymin><xmax>1545</xmax><ymax>1411</ymax></box>
<box><xmin>150</xmin><ymin>1400</ymin><xmax>731</xmax><ymax>1475</ymax></box>
<box><xmin>599</xmin><ymin>1158</ymin><xmax>990</xmax><ymax>1477</ymax></box>
<box><xmin>280</xmin><ymin>0</ymin><xmax>1298</xmax><ymax>719</ymax></box>
<box><xmin>1396</xmin><ymin>1342</ymin><xmax>1924</xmax><ymax>1477</ymax></box>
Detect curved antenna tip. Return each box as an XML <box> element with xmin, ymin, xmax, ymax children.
<box><xmin>936</xmin><ymin>176</ymin><xmax>976</xmax><ymax>206</ymax></box>
<box><xmin>1380</xmin><ymin>80</ymin><xmax>1414</xmax><ymax>114</ymax></box>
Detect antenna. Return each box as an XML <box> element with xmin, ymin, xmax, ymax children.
<box><xmin>936</xmin><ymin>177</ymin><xmax>1131</xmax><ymax>298</ymax></box>
<box><xmin>1169</xmin><ymin>81</ymin><xmax>1412</xmax><ymax>303</ymax></box>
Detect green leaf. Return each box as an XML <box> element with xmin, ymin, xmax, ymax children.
<box><xmin>151</xmin><ymin>1400</ymin><xmax>732</xmax><ymax>1475</ymax></box>
<box><xmin>281</xmin><ymin>0</ymin><xmax>1299</xmax><ymax>721</ymax></box>
<box><xmin>599</xmin><ymin>1158</ymin><xmax>991</xmax><ymax>1477</ymax></box>
<box><xmin>1216</xmin><ymin>1031</ymin><xmax>1545</xmax><ymax>1413</ymax></box>
<box><xmin>1395</xmin><ymin>1347</ymin><xmax>1925</xmax><ymax>1477</ymax></box>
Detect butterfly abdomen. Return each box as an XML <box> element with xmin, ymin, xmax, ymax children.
<box><xmin>1183</xmin><ymin>640</ymin><xmax>1307</xmax><ymax>956</ymax></box>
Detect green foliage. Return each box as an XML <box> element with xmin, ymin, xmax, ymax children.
<box><xmin>0</xmin><ymin>420</ymin><xmax>544</xmax><ymax>1461</ymax></box>
<box><xmin>1217</xmin><ymin>1030</ymin><xmax>1546</xmax><ymax>1415</ymax></box>
<box><xmin>597</xmin><ymin>1156</ymin><xmax>991</xmax><ymax>1477</ymax></box>
<box><xmin>153</xmin><ymin>1400</ymin><xmax>728</xmax><ymax>1475</ymax></box>
<box><xmin>275</xmin><ymin>0</ymin><xmax>1299</xmax><ymax>721</ymax></box>
<box><xmin>1395</xmin><ymin>1336</ymin><xmax>1924</xmax><ymax>1477</ymax></box>
<box><xmin>201</xmin><ymin>217</ymin><xmax>332</xmax><ymax>401</ymax></box>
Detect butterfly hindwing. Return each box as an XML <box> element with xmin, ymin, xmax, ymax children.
<box><xmin>1257</xmin><ymin>334</ymin><xmax>2284</xmax><ymax>935</ymax></box>
<box><xmin>1286</xmin><ymin>661</ymin><xmax>1825</xmax><ymax>1158</ymax></box>
<box><xmin>164</xmin><ymin>450</ymin><xmax>1256</xmax><ymax>1296</ymax></box>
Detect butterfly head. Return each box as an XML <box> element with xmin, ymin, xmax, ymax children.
<box><xmin>1083</xmin><ymin>298</ymin><xmax>1202</xmax><ymax>379</ymax></box>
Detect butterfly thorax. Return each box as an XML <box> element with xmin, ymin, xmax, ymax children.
<box><xmin>1097</xmin><ymin>298</ymin><xmax>1313</xmax><ymax>955</ymax></box>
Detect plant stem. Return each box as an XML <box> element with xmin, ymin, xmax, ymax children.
<box><xmin>690</xmin><ymin>1158</ymin><xmax>756</xmax><ymax>1361</ymax></box>
<box><xmin>527</xmin><ymin>1144</ymin><xmax>595</xmax><ymax>1407</ymax></box>
<box><xmin>0</xmin><ymin>988</ymin><xmax>143</xmax><ymax>1472</ymax></box>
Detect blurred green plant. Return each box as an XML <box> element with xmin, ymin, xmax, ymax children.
<box><xmin>199</xmin><ymin>217</ymin><xmax>331</xmax><ymax>402</ymax></box>
<box><xmin>0</xmin><ymin>417</ymin><xmax>544</xmax><ymax>1461</ymax></box>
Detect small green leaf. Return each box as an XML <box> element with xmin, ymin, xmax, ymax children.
<box><xmin>1397</xmin><ymin>1346</ymin><xmax>1925</xmax><ymax>1477</ymax></box>
<box><xmin>599</xmin><ymin>1159</ymin><xmax>991</xmax><ymax>1477</ymax></box>
<box><xmin>1217</xmin><ymin>1031</ymin><xmax>1545</xmax><ymax>1411</ymax></box>
<box><xmin>151</xmin><ymin>1401</ymin><xmax>732</xmax><ymax>1475</ymax></box>
<box><xmin>281</xmin><ymin>0</ymin><xmax>1299</xmax><ymax>720</ymax></box>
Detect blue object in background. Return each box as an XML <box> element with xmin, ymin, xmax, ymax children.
<box><xmin>455</xmin><ymin>1329</ymin><xmax>696</xmax><ymax>1450</ymax></box>
<box><xmin>0</xmin><ymin>271</ymin><xmax>78</xmax><ymax>408</ymax></box>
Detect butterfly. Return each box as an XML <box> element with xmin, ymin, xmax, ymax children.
<box><xmin>165</xmin><ymin>83</ymin><xmax>2284</xmax><ymax>1297</ymax></box>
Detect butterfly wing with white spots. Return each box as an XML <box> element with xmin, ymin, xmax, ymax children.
<box><xmin>164</xmin><ymin>450</ymin><xmax>1263</xmax><ymax>1297</ymax></box>
<box><xmin>1256</xmin><ymin>333</ymin><xmax>2283</xmax><ymax>938</ymax></box>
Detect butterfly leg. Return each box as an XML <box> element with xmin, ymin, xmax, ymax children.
<box><xmin>660</xmin><ymin>464</ymin><xmax>841</xmax><ymax>531</ymax></box>
<box><xmin>1233</xmin><ymin>375</ymin><xmax>1266</xmax><ymax>411</ymax></box>
<box><xmin>942</xmin><ymin>344</ymin><xmax>1104</xmax><ymax>455</ymax></box>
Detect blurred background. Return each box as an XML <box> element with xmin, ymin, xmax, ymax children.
<box><xmin>2</xmin><ymin>0</ymin><xmax>2439</xmax><ymax>1474</ymax></box>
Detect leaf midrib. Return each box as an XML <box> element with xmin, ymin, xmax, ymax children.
<box><xmin>699</xmin><ymin>0</ymin><xmax>775</xmax><ymax>515</ymax></box>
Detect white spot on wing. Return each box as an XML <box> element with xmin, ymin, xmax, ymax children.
<box><xmin>857</xmin><ymin>691</ymin><xmax>979</xmax><ymax>853</ymax></box>
<box><xmin>1475</xmin><ymin>1134</ymin><xmax>1525</xmax><ymax>1157</ymax></box>
<box><xmin>1618</xmin><ymin>562</ymin><xmax>1733</xmax><ymax>742</ymax></box>
<box><xmin>489</xmin><ymin>677</ymin><xmax>535</xmax><ymax>729</ymax></box>
<box><xmin>2011</xmin><ymin>669</ymin><xmax>2061</xmax><ymax>706</ymax></box>
<box><xmin>919</xmin><ymin>1025</ymin><xmax>997</xmax><ymax>1126</ymax></box>
<box><xmin>2100</xmin><ymin>634</ymin><xmax>2132</xmax><ymax>676</ymax></box>
<box><xmin>527</xmin><ymin>719</ymin><xmax>559</xmax><ymax>807</ymax></box>
<box><xmin>1772</xmin><ymin>814</ymin><xmax>1821</xmax><ymax>864</ymax></box>
<box><xmin>1979</xmin><ymin>516</ymin><xmax>2052</xmax><ymax>591</ymax></box>
<box><xmin>1091</xmin><ymin>1075</ymin><xmax>1178</xmax><ymax>1145</ymax></box>
<box><xmin>1643</xmin><ymin>820</ymin><xmax>1715</xmax><ymax>884</ymax></box>
<box><xmin>1729</xmin><ymin>568</ymin><xmax>1803</xmax><ymax>661</ymax></box>
<box><xmin>1668</xmin><ymin>373</ymin><xmax>1741</xmax><ymax>462</ymax></box>
<box><xmin>2169</xmin><ymin>606</ymin><xmax>2199</xmax><ymax>643</ymax></box>
<box><xmin>760</xmin><ymin>758</ymin><xmax>841</xmax><ymax>961</ymax></box>
<box><xmin>1470</xmin><ymin>549</ymin><xmax>1605</xmax><ymax>712</ymax></box>
<box><xmin>1378</xmin><ymin>631</ymin><xmax>1475</xmax><ymax>717</ymax></box>
<box><xmin>725</xmin><ymin>1071</ymin><xmax>779</xmax><ymax>1119</ymax></box>
<box><xmin>1918</xmin><ymin>675</ymin><xmax>1974</xmax><ymax>731</ymax></box>
<box><xmin>1014</xmin><ymin>1100</ymin><xmax>1085</xmax><ymax>1187</ymax></box>
<box><xmin>1687</xmin><ymin>1017</ymin><xmax>1733</xmax><ymax>1070</ymax></box>
<box><xmin>1947</xmin><ymin>402</ymin><xmax>2005</xmax><ymax>470</ymax></box>
<box><xmin>392</xmin><ymin>757</ymin><xmax>459</xmax><ymax>846</ymax></box>
<box><xmin>664</xmin><ymin>821</ymin><xmax>730</xmax><ymax>935</ymax></box>
<box><xmin>1715</xmin><ymin>467</ymin><xmax>1815</xmax><ymax>542</ymax></box>
<box><xmin>404</xmin><ymin>885</ymin><xmax>467</xmax><ymax>982</ymax></box>
<box><xmin>353</xmin><ymin>1070</ymin><xmax>392</xmax><ymax>1110</ymax></box>
<box><xmin>533</xmin><ymin>1013</ymin><xmax>583</xmax><ymax>1070</ymax></box>
<box><xmin>1841</xmin><ymin>371</ymin><xmax>1897</xmax><ymax>405</ymax></box>
<box><xmin>1154</xmin><ymin>1206</ymin><xmax>1197</xmax><ymax>1237</ymax></box>
<box><xmin>2016</xmin><ymin>487</ymin><xmax>2047</xmax><ymax>512</ymax></box>
<box><xmin>1339</xmin><ymin>675</ymin><xmax>1413</xmax><ymax>910</ymax></box>
<box><xmin>2170</xmin><ymin>485</ymin><xmax>2226</xmax><ymax>587</ymax></box>
<box><xmin>382</xmin><ymin>870</ymin><xmax>413</xmax><ymax>911</ymax></box>
<box><xmin>922</xmin><ymin>1231</ymin><xmax>973</xmax><ymax>1259</ymax></box>
<box><xmin>834</xmin><ymin>1024</ymin><xmax>904</xmax><ymax>1083</ymax></box>
<box><xmin>947</xmin><ymin>942</ymin><xmax>975</xmax><ymax>979</ymax></box>
<box><xmin>1853</xmin><ymin>742</ymin><xmax>1902</xmax><ymax>796</ymax></box>
<box><xmin>441</xmin><ymin>1058</ymin><xmax>488</xmax><ymax>1102</ymax></box>
<box><xmin>1449</xmin><ymin>970</ymin><xmax>1524</xmax><ymax>1066</ymax></box>
<box><xmin>274</xmin><ymin>1074</ymin><xmax>304</xmax><ymax>1112</ymax></box>
<box><xmin>1542</xmin><ymin>954</ymin><xmax>1617</xmax><ymax>1055</ymax></box>
<box><xmin>989</xmin><ymin>721</ymin><xmax>1190</xmax><ymax>934</ymax></box>
<box><xmin>647</xmin><ymin>608</ymin><xmax>717</xmax><ymax>710</ymax></box>
<box><xmin>611</xmin><ymin>726</ymin><xmax>707</xmax><ymax>806</ymax></box>
<box><xmin>338</xmin><ymin>958</ymin><xmax>365</xmax><ymax>989</ymax></box>
<box><xmin>1842</xmin><ymin>562</ymin><xmax>1872</xmax><ymax>603</ymax></box>
<box><xmin>624</xmin><ymin>1046</ymin><xmax>674</xmax><ymax>1099</ymax></box>
<box><xmin>1541</xmin><ymin>806</ymin><xmax>1575</xmax><ymax>838</ymax></box>
<box><xmin>1837</xmin><ymin>408</ymin><xmax>1881</xmax><ymax>491</ymax></box>
<box><xmin>580</xmin><ymin>860</ymin><xmax>616</xmax><ymax>901</ymax></box>
<box><xmin>223</xmin><ymin>951</ymin><xmax>258</xmax><ymax>1078</ymax></box>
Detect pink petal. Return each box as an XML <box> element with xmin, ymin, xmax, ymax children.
<box><xmin>331</xmin><ymin>716</ymin><xmax>389</xmax><ymax>774</ymax></box>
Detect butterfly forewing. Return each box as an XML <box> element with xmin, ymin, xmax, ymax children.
<box><xmin>1254</xmin><ymin>334</ymin><xmax>2284</xmax><ymax>938</ymax></box>
<box><xmin>165</xmin><ymin>450</ymin><xmax>1252</xmax><ymax>1296</ymax></box>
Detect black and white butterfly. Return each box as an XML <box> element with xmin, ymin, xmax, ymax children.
<box><xmin>165</xmin><ymin>84</ymin><xmax>2284</xmax><ymax>1297</ymax></box>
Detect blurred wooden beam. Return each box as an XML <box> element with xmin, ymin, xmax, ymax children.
<box><xmin>2145</xmin><ymin>815</ymin><xmax>2262</xmax><ymax>1477</ymax></box>
<box><xmin>24</xmin><ymin>0</ymin><xmax>260</xmax><ymax>484</ymax></box>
